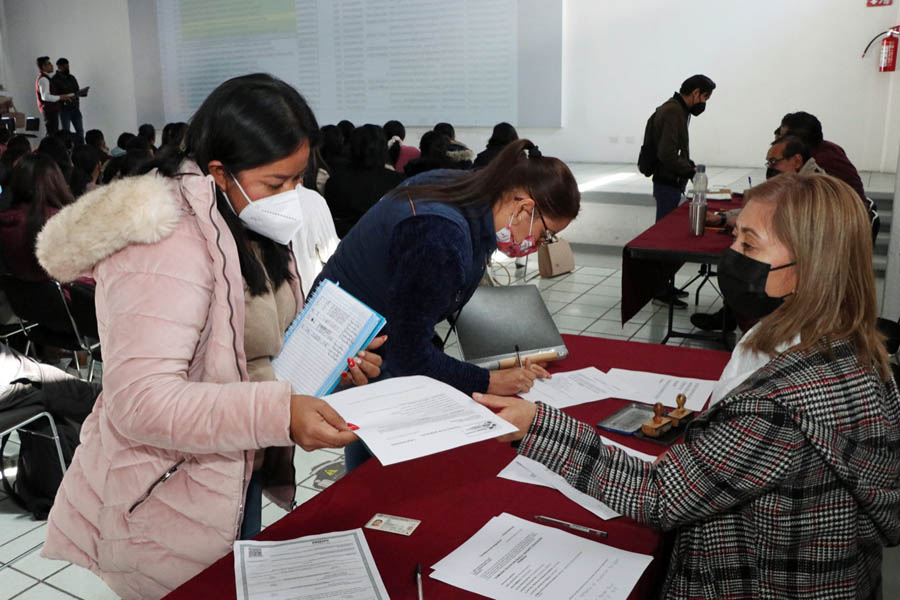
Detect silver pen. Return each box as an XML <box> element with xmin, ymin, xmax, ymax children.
<box><xmin>534</xmin><ymin>515</ymin><xmax>607</xmax><ymax>538</ymax></box>
<box><xmin>415</xmin><ymin>563</ymin><xmax>424</xmax><ymax>600</ymax></box>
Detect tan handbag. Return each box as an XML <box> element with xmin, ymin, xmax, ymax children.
<box><xmin>538</xmin><ymin>236</ymin><xmax>575</xmax><ymax>278</ymax></box>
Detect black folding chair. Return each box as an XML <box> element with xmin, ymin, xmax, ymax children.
<box><xmin>0</xmin><ymin>275</ymin><xmax>100</xmax><ymax>380</ymax></box>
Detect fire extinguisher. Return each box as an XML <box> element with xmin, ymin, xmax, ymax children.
<box><xmin>862</xmin><ymin>26</ymin><xmax>900</xmax><ymax>72</ymax></box>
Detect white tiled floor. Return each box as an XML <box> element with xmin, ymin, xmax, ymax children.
<box><xmin>1</xmin><ymin>251</ymin><xmax>897</xmax><ymax>599</ymax></box>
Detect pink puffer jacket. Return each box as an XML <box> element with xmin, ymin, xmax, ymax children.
<box><xmin>35</xmin><ymin>162</ymin><xmax>302</xmax><ymax>599</ymax></box>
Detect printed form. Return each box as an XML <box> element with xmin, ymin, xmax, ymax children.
<box><xmin>324</xmin><ymin>376</ymin><xmax>517</xmax><ymax>465</ymax></box>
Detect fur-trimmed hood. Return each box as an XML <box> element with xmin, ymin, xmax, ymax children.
<box><xmin>36</xmin><ymin>174</ymin><xmax>183</xmax><ymax>282</ymax></box>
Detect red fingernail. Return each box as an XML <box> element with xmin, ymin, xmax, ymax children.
<box><xmin>347</xmin><ymin>423</ymin><xmax>359</xmax><ymax>431</ymax></box>
<box><xmin>348</xmin><ymin>358</ymin><xmax>357</xmax><ymax>368</ymax></box>
<box><xmin>341</xmin><ymin>372</ymin><xmax>349</xmax><ymax>379</ymax></box>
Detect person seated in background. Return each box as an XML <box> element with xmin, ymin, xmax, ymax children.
<box><xmin>101</xmin><ymin>135</ymin><xmax>153</xmax><ymax>183</ymax></box>
<box><xmin>69</xmin><ymin>145</ymin><xmax>102</xmax><ymax>197</ymax></box>
<box><xmin>0</xmin><ymin>134</ymin><xmax>30</xmax><ymax>189</ymax></box>
<box><xmin>324</xmin><ymin>123</ymin><xmax>405</xmax><ymax>238</ymax></box>
<box><xmin>159</xmin><ymin>121</ymin><xmax>187</xmax><ymax>153</ymax></box>
<box><xmin>403</xmin><ymin>130</ymin><xmax>470</xmax><ymax>177</ymax></box>
<box><xmin>84</xmin><ymin>129</ymin><xmax>109</xmax><ymax>162</ymax></box>
<box><xmin>384</xmin><ymin>119</ymin><xmax>420</xmax><ymax>173</ymax></box>
<box><xmin>109</xmin><ymin>131</ymin><xmax>134</xmax><ymax>157</ymax></box>
<box><xmin>337</xmin><ymin>119</ymin><xmax>355</xmax><ymax>150</ymax></box>
<box><xmin>694</xmin><ymin>135</ymin><xmax>826</xmax><ymax>332</ymax></box>
<box><xmin>776</xmin><ymin>111</ymin><xmax>866</xmax><ymax>204</ymax></box>
<box><xmin>315</xmin><ymin>124</ymin><xmax>348</xmax><ymax>194</ymax></box>
<box><xmin>474</xmin><ymin>122</ymin><xmax>518</xmax><ymax>168</ymax></box>
<box><xmin>138</xmin><ymin>123</ymin><xmax>157</xmax><ymax>152</ymax></box>
<box><xmin>0</xmin><ymin>154</ymin><xmax>74</xmax><ymax>281</ymax></box>
<box><xmin>477</xmin><ymin>173</ymin><xmax>899</xmax><ymax>600</ymax></box>
<box><xmin>434</xmin><ymin>122</ymin><xmax>474</xmax><ymax>167</ymax></box>
<box><xmin>315</xmin><ymin>139</ymin><xmax>578</xmax><ymax>470</ymax></box>
<box><xmin>37</xmin><ymin>136</ymin><xmax>73</xmax><ymax>183</ymax></box>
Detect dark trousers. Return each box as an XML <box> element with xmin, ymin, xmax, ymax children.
<box><xmin>239</xmin><ymin>469</ymin><xmax>265</xmax><ymax>540</ymax></box>
<box><xmin>42</xmin><ymin>111</ymin><xmax>59</xmax><ymax>135</ymax></box>
<box><xmin>653</xmin><ymin>182</ymin><xmax>683</xmax><ymax>222</ymax></box>
<box><xmin>59</xmin><ymin>107</ymin><xmax>84</xmax><ymax>140</ymax></box>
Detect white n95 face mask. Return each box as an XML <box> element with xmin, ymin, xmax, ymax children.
<box><xmin>224</xmin><ymin>174</ymin><xmax>304</xmax><ymax>245</ymax></box>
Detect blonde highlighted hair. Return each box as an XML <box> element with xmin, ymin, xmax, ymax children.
<box><xmin>742</xmin><ymin>174</ymin><xmax>890</xmax><ymax>380</ymax></box>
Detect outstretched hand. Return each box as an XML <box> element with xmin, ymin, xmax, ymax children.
<box><xmin>472</xmin><ymin>392</ymin><xmax>538</xmax><ymax>442</ymax></box>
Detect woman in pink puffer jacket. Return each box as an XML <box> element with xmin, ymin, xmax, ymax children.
<box><xmin>34</xmin><ymin>75</ymin><xmax>382</xmax><ymax>599</ymax></box>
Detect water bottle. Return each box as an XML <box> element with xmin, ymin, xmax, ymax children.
<box><xmin>689</xmin><ymin>164</ymin><xmax>708</xmax><ymax>236</ymax></box>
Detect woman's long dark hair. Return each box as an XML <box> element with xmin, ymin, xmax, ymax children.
<box><xmin>406</xmin><ymin>139</ymin><xmax>580</xmax><ymax>220</ymax></box>
<box><xmin>70</xmin><ymin>145</ymin><xmax>101</xmax><ymax>197</ymax></box>
<box><xmin>143</xmin><ymin>73</ymin><xmax>319</xmax><ymax>296</ymax></box>
<box><xmin>349</xmin><ymin>124</ymin><xmax>387</xmax><ymax>169</ymax></box>
<box><xmin>5</xmin><ymin>153</ymin><xmax>73</xmax><ymax>248</ymax></box>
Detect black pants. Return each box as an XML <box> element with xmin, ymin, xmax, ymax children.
<box><xmin>42</xmin><ymin>111</ymin><xmax>59</xmax><ymax>135</ymax></box>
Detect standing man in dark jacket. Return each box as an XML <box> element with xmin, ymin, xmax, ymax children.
<box><xmin>649</xmin><ymin>74</ymin><xmax>716</xmax><ymax>222</ymax></box>
<box><xmin>644</xmin><ymin>75</ymin><xmax>715</xmax><ymax>308</ymax></box>
<box><xmin>51</xmin><ymin>58</ymin><xmax>85</xmax><ymax>140</ymax></box>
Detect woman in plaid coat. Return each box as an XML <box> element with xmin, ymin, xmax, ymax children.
<box><xmin>477</xmin><ymin>174</ymin><xmax>900</xmax><ymax>599</ymax></box>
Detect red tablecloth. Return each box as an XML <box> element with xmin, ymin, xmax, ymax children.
<box><xmin>621</xmin><ymin>197</ymin><xmax>741</xmax><ymax>324</ymax></box>
<box><xmin>165</xmin><ymin>335</ymin><xmax>731</xmax><ymax>600</ymax></box>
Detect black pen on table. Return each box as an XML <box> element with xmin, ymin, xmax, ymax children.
<box><xmin>534</xmin><ymin>515</ymin><xmax>608</xmax><ymax>538</ymax></box>
<box><xmin>515</xmin><ymin>344</ymin><xmax>522</xmax><ymax>368</ymax></box>
<box><xmin>748</xmin><ymin>176</ymin><xmax>752</xmax><ymax>188</ymax></box>
<box><xmin>415</xmin><ymin>563</ymin><xmax>424</xmax><ymax>600</ymax></box>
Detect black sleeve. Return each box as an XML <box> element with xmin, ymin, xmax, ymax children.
<box><xmin>384</xmin><ymin>216</ymin><xmax>491</xmax><ymax>395</ymax></box>
<box><xmin>655</xmin><ymin>110</ymin><xmax>695</xmax><ymax>177</ymax></box>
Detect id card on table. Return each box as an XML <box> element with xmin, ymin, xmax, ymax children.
<box><xmin>365</xmin><ymin>513</ymin><xmax>421</xmax><ymax>536</ymax></box>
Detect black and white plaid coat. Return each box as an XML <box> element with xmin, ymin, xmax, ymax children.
<box><xmin>520</xmin><ymin>338</ymin><xmax>900</xmax><ymax>599</ymax></box>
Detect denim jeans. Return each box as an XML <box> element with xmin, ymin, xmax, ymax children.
<box><xmin>653</xmin><ymin>182</ymin><xmax>683</xmax><ymax>222</ymax></box>
<box><xmin>239</xmin><ymin>469</ymin><xmax>265</xmax><ymax>540</ymax></box>
<box><xmin>59</xmin><ymin>107</ymin><xmax>84</xmax><ymax>140</ymax></box>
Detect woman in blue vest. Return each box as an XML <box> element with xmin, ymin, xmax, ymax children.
<box><xmin>314</xmin><ymin>139</ymin><xmax>580</xmax><ymax>468</ymax></box>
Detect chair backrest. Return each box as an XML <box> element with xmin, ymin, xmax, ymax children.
<box><xmin>66</xmin><ymin>282</ymin><xmax>99</xmax><ymax>339</ymax></box>
<box><xmin>0</xmin><ymin>275</ymin><xmax>71</xmax><ymax>333</ymax></box>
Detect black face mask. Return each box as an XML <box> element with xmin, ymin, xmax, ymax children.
<box><xmin>690</xmin><ymin>102</ymin><xmax>706</xmax><ymax>116</ymax></box>
<box><xmin>717</xmin><ymin>249</ymin><xmax>795</xmax><ymax>319</ymax></box>
<box><xmin>766</xmin><ymin>167</ymin><xmax>780</xmax><ymax>179</ymax></box>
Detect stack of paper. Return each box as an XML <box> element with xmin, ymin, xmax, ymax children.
<box><xmin>324</xmin><ymin>376</ymin><xmax>517</xmax><ymax>465</ymax></box>
<box><xmin>431</xmin><ymin>513</ymin><xmax>653</xmax><ymax>600</ymax></box>
<box><xmin>519</xmin><ymin>366</ymin><xmax>625</xmax><ymax>408</ymax></box>
<box><xmin>604</xmin><ymin>369</ymin><xmax>716</xmax><ymax>412</ymax></box>
<box><xmin>233</xmin><ymin>529</ymin><xmax>388</xmax><ymax>600</ymax></box>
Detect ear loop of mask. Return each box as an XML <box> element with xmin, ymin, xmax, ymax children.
<box><xmin>221</xmin><ymin>173</ymin><xmax>250</xmax><ymax>216</ymax></box>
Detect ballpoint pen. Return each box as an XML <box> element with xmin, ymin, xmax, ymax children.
<box><xmin>534</xmin><ymin>515</ymin><xmax>607</xmax><ymax>538</ymax></box>
<box><xmin>515</xmin><ymin>344</ymin><xmax>522</xmax><ymax>368</ymax></box>
<box><xmin>415</xmin><ymin>563</ymin><xmax>424</xmax><ymax>600</ymax></box>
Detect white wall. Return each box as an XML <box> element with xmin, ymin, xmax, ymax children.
<box><xmin>3</xmin><ymin>0</ymin><xmax>900</xmax><ymax>172</ymax></box>
<box><xmin>450</xmin><ymin>0</ymin><xmax>900</xmax><ymax>172</ymax></box>
<box><xmin>1</xmin><ymin>0</ymin><xmax>138</xmax><ymax>143</ymax></box>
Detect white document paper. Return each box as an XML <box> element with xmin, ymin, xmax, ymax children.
<box><xmin>233</xmin><ymin>528</ymin><xmax>388</xmax><ymax>600</ymax></box>
<box><xmin>604</xmin><ymin>368</ymin><xmax>716</xmax><ymax>412</ymax></box>
<box><xmin>497</xmin><ymin>455</ymin><xmax>619</xmax><ymax>519</ymax></box>
<box><xmin>520</xmin><ymin>367</ymin><xmax>625</xmax><ymax>409</ymax></box>
<box><xmin>431</xmin><ymin>513</ymin><xmax>653</xmax><ymax>600</ymax></box>
<box><xmin>324</xmin><ymin>376</ymin><xmax>517</xmax><ymax>466</ymax></box>
<box><xmin>599</xmin><ymin>436</ymin><xmax>658</xmax><ymax>463</ymax></box>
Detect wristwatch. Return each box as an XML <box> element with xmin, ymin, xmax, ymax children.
<box><xmin>715</xmin><ymin>212</ymin><xmax>727</xmax><ymax>227</ymax></box>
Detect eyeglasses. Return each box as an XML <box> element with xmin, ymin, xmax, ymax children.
<box><xmin>536</xmin><ymin>208</ymin><xmax>555</xmax><ymax>245</ymax></box>
<box><xmin>765</xmin><ymin>156</ymin><xmax>786</xmax><ymax>168</ymax></box>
